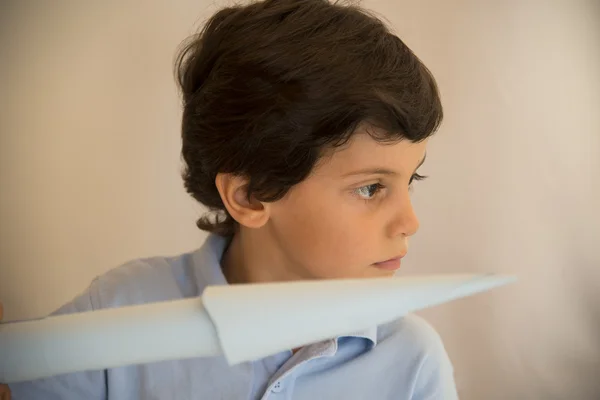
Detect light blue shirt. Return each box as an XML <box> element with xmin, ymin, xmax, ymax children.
<box><xmin>9</xmin><ymin>234</ymin><xmax>458</xmax><ymax>399</ymax></box>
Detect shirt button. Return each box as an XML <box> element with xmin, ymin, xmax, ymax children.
<box><xmin>271</xmin><ymin>381</ymin><xmax>283</xmax><ymax>393</ymax></box>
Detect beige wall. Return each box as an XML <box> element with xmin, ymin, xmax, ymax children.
<box><xmin>1</xmin><ymin>1</ymin><xmax>599</xmax><ymax>399</ymax></box>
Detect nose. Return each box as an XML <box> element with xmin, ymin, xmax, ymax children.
<box><xmin>386</xmin><ymin>195</ymin><xmax>420</xmax><ymax>238</ymax></box>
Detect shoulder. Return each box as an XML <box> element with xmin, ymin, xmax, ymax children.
<box><xmin>52</xmin><ymin>234</ymin><xmax>229</xmax><ymax>316</ymax></box>
<box><xmin>91</xmin><ymin>252</ymin><xmax>200</xmax><ymax>308</ymax></box>
<box><xmin>377</xmin><ymin>314</ymin><xmax>459</xmax><ymax>399</ymax></box>
<box><xmin>53</xmin><ymin>250</ymin><xmax>202</xmax><ymax>317</ymax></box>
<box><xmin>378</xmin><ymin>313</ymin><xmax>446</xmax><ymax>356</ymax></box>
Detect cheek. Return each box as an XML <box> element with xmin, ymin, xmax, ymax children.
<box><xmin>271</xmin><ymin>187</ymin><xmax>379</xmax><ymax>277</ymax></box>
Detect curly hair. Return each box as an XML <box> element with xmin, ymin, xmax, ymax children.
<box><xmin>174</xmin><ymin>0</ymin><xmax>443</xmax><ymax>236</ymax></box>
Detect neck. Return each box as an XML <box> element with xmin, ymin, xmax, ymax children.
<box><xmin>221</xmin><ymin>228</ymin><xmax>303</xmax><ymax>284</ymax></box>
<box><xmin>221</xmin><ymin>230</ymin><xmax>307</xmax><ymax>354</ymax></box>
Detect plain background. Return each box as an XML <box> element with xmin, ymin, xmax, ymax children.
<box><xmin>1</xmin><ymin>1</ymin><xmax>599</xmax><ymax>399</ymax></box>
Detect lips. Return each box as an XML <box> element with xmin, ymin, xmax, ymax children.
<box><xmin>373</xmin><ymin>254</ymin><xmax>406</xmax><ymax>271</ymax></box>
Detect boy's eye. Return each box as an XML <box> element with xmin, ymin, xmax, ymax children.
<box><xmin>355</xmin><ymin>183</ymin><xmax>384</xmax><ymax>200</ymax></box>
<box><xmin>409</xmin><ymin>173</ymin><xmax>427</xmax><ymax>185</ymax></box>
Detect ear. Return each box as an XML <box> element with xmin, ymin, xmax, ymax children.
<box><xmin>215</xmin><ymin>173</ymin><xmax>270</xmax><ymax>229</ymax></box>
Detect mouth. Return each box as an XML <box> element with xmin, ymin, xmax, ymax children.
<box><xmin>373</xmin><ymin>255</ymin><xmax>406</xmax><ymax>271</ymax></box>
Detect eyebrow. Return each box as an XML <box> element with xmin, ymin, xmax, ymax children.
<box><xmin>342</xmin><ymin>153</ymin><xmax>427</xmax><ymax>177</ymax></box>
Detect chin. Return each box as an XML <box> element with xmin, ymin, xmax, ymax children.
<box><xmin>362</xmin><ymin>268</ymin><xmax>396</xmax><ymax>278</ymax></box>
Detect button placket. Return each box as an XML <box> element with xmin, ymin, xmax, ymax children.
<box><xmin>262</xmin><ymin>339</ymin><xmax>337</xmax><ymax>399</ymax></box>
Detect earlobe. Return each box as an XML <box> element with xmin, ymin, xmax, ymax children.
<box><xmin>215</xmin><ymin>173</ymin><xmax>270</xmax><ymax>229</ymax></box>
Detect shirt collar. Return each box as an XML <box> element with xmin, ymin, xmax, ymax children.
<box><xmin>193</xmin><ymin>233</ymin><xmax>378</xmax><ymax>347</ymax></box>
<box><xmin>193</xmin><ymin>233</ymin><xmax>230</xmax><ymax>287</ymax></box>
<box><xmin>339</xmin><ymin>327</ymin><xmax>378</xmax><ymax>347</ymax></box>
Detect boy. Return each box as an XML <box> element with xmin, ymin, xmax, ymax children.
<box><xmin>3</xmin><ymin>0</ymin><xmax>458</xmax><ymax>398</ymax></box>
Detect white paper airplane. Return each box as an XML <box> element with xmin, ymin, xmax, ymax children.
<box><xmin>0</xmin><ymin>274</ymin><xmax>515</xmax><ymax>383</ymax></box>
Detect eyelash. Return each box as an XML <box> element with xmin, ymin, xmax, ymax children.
<box><xmin>354</xmin><ymin>173</ymin><xmax>428</xmax><ymax>201</ymax></box>
<box><xmin>410</xmin><ymin>173</ymin><xmax>427</xmax><ymax>185</ymax></box>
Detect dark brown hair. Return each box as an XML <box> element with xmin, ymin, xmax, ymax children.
<box><xmin>175</xmin><ymin>0</ymin><xmax>443</xmax><ymax>236</ymax></box>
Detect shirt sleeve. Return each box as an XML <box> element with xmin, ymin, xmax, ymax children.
<box><xmin>411</xmin><ymin>334</ymin><xmax>459</xmax><ymax>400</ymax></box>
<box><xmin>8</xmin><ymin>279</ymin><xmax>108</xmax><ymax>400</ymax></box>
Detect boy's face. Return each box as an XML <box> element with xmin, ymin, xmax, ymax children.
<box><xmin>265</xmin><ymin>128</ymin><xmax>428</xmax><ymax>279</ymax></box>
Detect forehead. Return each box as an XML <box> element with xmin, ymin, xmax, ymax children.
<box><xmin>314</xmin><ymin>131</ymin><xmax>428</xmax><ymax>176</ymax></box>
